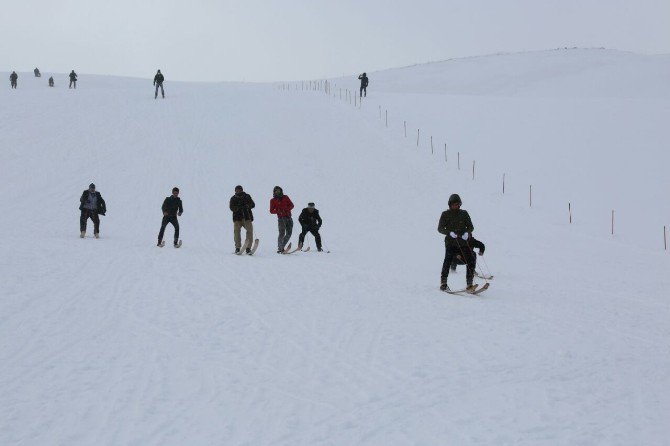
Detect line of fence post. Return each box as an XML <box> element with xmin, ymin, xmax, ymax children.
<box><xmin>569</xmin><ymin>202</ymin><xmax>572</xmax><ymax>224</ymax></box>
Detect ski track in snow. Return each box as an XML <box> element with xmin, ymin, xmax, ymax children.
<box><xmin>1</xmin><ymin>52</ymin><xmax>670</xmax><ymax>445</ymax></box>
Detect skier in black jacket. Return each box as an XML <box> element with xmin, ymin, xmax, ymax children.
<box><xmin>298</xmin><ymin>202</ymin><xmax>323</xmax><ymax>251</ymax></box>
<box><xmin>158</xmin><ymin>187</ymin><xmax>183</xmax><ymax>247</ymax></box>
<box><xmin>153</xmin><ymin>70</ymin><xmax>165</xmax><ymax>99</ymax></box>
<box><xmin>358</xmin><ymin>72</ymin><xmax>369</xmax><ymax>98</ymax></box>
<box><xmin>79</xmin><ymin>183</ymin><xmax>106</xmax><ymax>238</ymax></box>
<box><xmin>10</xmin><ymin>71</ymin><xmax>18</xmax><ymax>89</ymax></box>
<box><xmin>437</xmin><ymin>193</ymin><xmax>477</xmax><ymax>291</ymax></box>
<box><xmin>69</xmin><ymin>70</ymin><xmax>77</xmax><ymax>89</ymax></box>
<box><xmin>229</xmin><ymin>185</ymin><xmax>255</xmax><ymax>253</ymax></box>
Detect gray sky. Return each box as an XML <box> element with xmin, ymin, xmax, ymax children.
<box><xmin>3</xmin><ymin>0</ymin><xmax>669</xmax><ymax>82</ymax></box>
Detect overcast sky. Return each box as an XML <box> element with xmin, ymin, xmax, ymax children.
<box><xmin>2</xmin><ymin>0</ymin><xmax>669</xmax><ymax>82</ymax></box>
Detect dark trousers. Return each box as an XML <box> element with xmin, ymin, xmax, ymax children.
<box><xmin>155</xmin><ymin>83</ymin><xmax>164</xmax><ymax>98</ymax></box>
<box><xmin>277</xmin><ymin>217</ymin><xmax>293</xmax><ymax>250</ymax></box>
<box><xmin>80</xmin><ymin>209</ymin><xmax>100</xmax><ymax>233</ymax></box>
<box><xmin>441</xmin><ymin>244</ymin><xmax>476</xmax><ymax>286</ymax></box>
<box><xmin>11</xmin><ymin>81</ymin><xmax>17</xmax><ymax>89</ymax></box>
<box><xmin>69</xmin><ymin>80</ymin><xmax>76</xmax><ymax>89</ymax></box>
<box><xmin>360</xmin><ymin>86</ymin><xmax>367</xmax><ymax>97</ymax></box>
<box><xmin>298</xmin><ymin>226</ymin><xmax>321</xmax><ymax>249</ymax></box>
<box><xmin>158</xmin><ymin>215</ymin><xmax>179</xmax><ymax>243</ymax></box>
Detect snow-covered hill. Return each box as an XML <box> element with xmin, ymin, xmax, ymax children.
<box><xmin>1</xmin><ymin>49</ymin><xmax>669</xmax><ymax>445</ymax></box>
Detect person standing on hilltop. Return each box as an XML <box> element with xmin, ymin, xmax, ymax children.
<box><xmin>48</xmin><ymin>76</ymin><xmax>54</xmax><ymax>87</ymax></box>
<box><xmin>69</xmin><ymin>70</ymin><xmax>78</xmax><ymax>89</ymax></box>
<box><xmin>158</xmin><ymin>187</ymin><xmax>183</xmax><ymax>248</ymax></box>
<box><xmin>437</xmin><ymin>194</ymin><xmax>477</xmax><ymax>292</ymax></box>
<box><xmin>153</xmin><ymin>69</ymin><xmax>165</xmax><ymax>99</ymax></box>
<box><xmin>10</xmin><ymin>71</ymin><xmax>18</xmax><ymax>89</ymax></box>
<box><xmin>358</xmin><ymin>72</ymin><xmax>369</xmax><ymax>98</ymax></box>
<box><xmin>269</xmin><ymin>186</ymin><xmax>294</xmax><ymax>253</ymax></box>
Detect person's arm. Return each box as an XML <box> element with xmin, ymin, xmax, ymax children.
<box><xmin>298</xmin><ymin>210</ymin><xmax>306</xmax><ymax>225</ymax></box>
<box><xmin>270</xmin><ymin>199</ymin><xmax>277</xmax><ymax>214</ymax></box>
<box><xmin>161</xmin><ymin>198</ymin><xmax>169</xmax><ymax>214</ymax></box>
<box><xmin>316</xmin><ymin>211</ymin><xmax>322</xmax><ymax>228</ymax></box>
<box><xmin>80</xmin><ymin>191</ymin><xmax>87</xmax><ymax>203</ymax></box>
<box><xmin>437</xmin><ymin>212</ymin><xmax>449</xmax><ymax>235</ymax></box>
<box><xmin>99</xmin><ymin>194</ymin><xmax>106</xmax><ymax>215</ymax></box>
<box><xmin>229</xmin><ymin>196</ymin><xmax>237</xmax><ymax>212</ymax></box>
<box><xmin>464</xmin><ymin>211</ymin><xmax>474</xmax><ymax>233</ymax></box>
<box><xmin>286</xmin><ymin>196</ymin><xmax>294</xmax><ymax>211</ymax></box>
<box><xmin>178</xmin><ymin>198</ymin><xmax>183</xmax><ymax>215</ymax></box>
<box><xmin>247</xmin><ymin>195</ymin><xmax>255</xmax><ymax>210</ymax></box>
<box><xmin>153</xmin><ymin>75</ymin><xmax>156</xmax><ymax>86</ymax></box>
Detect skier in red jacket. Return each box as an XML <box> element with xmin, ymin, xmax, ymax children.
<box><xmin>269</xmin><ymin>186</ymin><xmax>294</xmax><ymax>253</ymax></box>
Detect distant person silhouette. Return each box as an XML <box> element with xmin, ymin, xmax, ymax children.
<box><xmin>153</xmin><ymin>70</ymin><xmax>165</xmax><ymax>99</ymax></box>
<box><xmin>69</xmin><ymin>70</ymin><xmax>77</xmax><ymax>89</ymax></box>
<box><xmin>48</xmin><ymin>76</ymin><xmax>54</xmax><ymax>87</ymax></box>
<box><xmin>10</xmin><ymin>71</ymin><xmax>18</xmax><ymax>89</ymax></box>
<box><xmin>358</xmin><ymin>72</ymin><xmax>369</xmax><ymax>98</ymax></box>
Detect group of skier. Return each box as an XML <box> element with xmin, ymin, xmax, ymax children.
<box><xmin>77</xmin><ymin>183</ymin><xmax>325</xmax><ymax>254</ymax></box>
<box><xmin>9</xmin><ymin>69</ymin><xmax>77</xmax><ymax>88</ymax></box>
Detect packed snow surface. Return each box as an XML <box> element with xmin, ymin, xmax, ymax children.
<box><xmin>1</xmin><ymin>49</ymin><xmax>669</xmax><ymax>445</ymax></box>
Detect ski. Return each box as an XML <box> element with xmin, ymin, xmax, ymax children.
<box><xmin>235</xmin><ymin>240</ymin><xmax>250</xmax><ymax>255</ymax></box>
<box><xmin>286</xmin><ymin>243</ymin><xmax>303</xmax><ymax>254</ymax></box>
<box><xmin>442</xmin><ymin>284</ymin><xmax>480</xmax><ymax>295</ymax></box>
<box><xmin>475</xmin><ymin>272</ymin><xmax>494</xmax><ymax>280</ymax></box>
<box><xmin>471</xmin><ymin>283</ymin><xmax>490</xmax><ymax>295</ymax></box>
<box><xmin>280</xmin><ymin>242</ymin><xmax>292</xmax><ymax>254</ymax></box>
<box><xmin>301</xmin><ymin>246</ymin><xmax>311</xmax><ymax>252</ymax></box>
<box><xmin>248</xmin><ymin>239</ymin><xmax>260</xmax><ymax>255</ymax></box>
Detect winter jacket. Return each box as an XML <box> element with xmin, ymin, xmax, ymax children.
<box><xmin>298</xmin><ymin>208</ymin><xmax>322</xmax><ymax>229</ymax></box>
<box><xmin>229</xmin><ymin>192</ymin><xmax>255</xmax><ymax>221</ymax></box>
<box><xmin>270</xmin><ymin>195</ymin><xmax>294</xmax><ymax>218</ymax></box>
<box><xmin>162</xmin><ymin>196</ymin><xmax>183</xmax><ymax>217</ymax></box>
<box><xmin>468</xmin><ymin>237</ymin><xmax>485</xmax><ymax>254</ymax></box>
<box><xmin>358</xmin><ymin>74</ymin><xmax>369</xmax><ymax>87</ymax></box>
<box><xmin>78</xmin><ymin>190</ymin><xmax>106</xmax><ymax>214</ymax></box>
<box><xmin>438</xmin><ymin>209</ymin><xmax>474</xmax><ymax>247</ymax></box>
<box><xmin>10</xmin><ymin>73</ymin><xmax>17</xmax><ymax>81</ymax></box>
<box><xmin>69</xmin><ymin>72</ymin><xmax>77</xmax><ymax>81</ymax></box>
<box><xmin>154</xmin><ymin>73</ymin><xmax>164</xmax><ymax>85</ymax></box>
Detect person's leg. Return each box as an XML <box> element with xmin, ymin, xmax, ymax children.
<box><xmin>92</xmin><ymin>212</ymin><xmax>100</xmax><ymax>234</ymax></box>
<box><xmin>172</xmin><ymin>217</ymin><xmax>180</xmax><ymax>243</ymax></box>
<box><xmin>298</xmin><ymin>227</ymin><xmax>308</xmax><ymax>246</ymax></box>
<box><xmin>359</xmin><ymin>86</ymin><xmax>363</xmax><ymax>98</ymax></box>
<box><xmin>243</xmin><ymin>220</ymin><xmax>253</xmax><ymax>248</ymax></box>
<box><xmin>440</xmin><ymin>245</ymin><xmax>456</xmax><ymax>285</ymax></box>
<box><xmin>282</xmin><ymin>218</ymin><xmax>293</xmax><ymax>248</ymax></box>
<box><xmin>158</xmin><ymin>216</ymin><xmax>169</xmax><ymax>242</ymax></box>
<box><xmin>310</xmin><ymin>228</ymin><xmax>322</xmax><ymax>249</ymax></box>
<box><xmin>277</xmin><ymin>218</ymin><xmax>286</xmax><ymax>250</ymax></box>
<box><xmin>155</xmin><ymin>84</ymin><xmax>159</xmax><ymax>99</ymax></box>
<box><xmin>462</xmin><ymin>248</ymin><xmax>476</xmax><ymax>286</ymax></box>
<box><xmin>160</xmin><ymin>83</ymin><xmax>164</xmax><ymax>97</ymax></box>
<box><xmin>233</xmin><ymin>220</ymin><xmax>242</xmax><ymax>248</ymax></box>
<box><xmin>80</xmin><ymin>210</ymin><xmax>88</xmax><ymax>232</ymax></box>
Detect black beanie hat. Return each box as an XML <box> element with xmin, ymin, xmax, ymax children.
<box><xmin>89</xmin><ymin>183</ymin><xmax>96</xmax><ymax>189</ymax></box>
<box><xmin>448</xmin><ymin>194</ymin><xmax>462</xmax><ymax>206</ymax></box>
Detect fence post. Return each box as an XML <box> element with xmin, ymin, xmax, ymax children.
<box><xmin>404</xmin><ymin>121</ymin><xmax>407</xmax><ymax>137</ymax></box>
<box><xmin>457</xmin><ymin>152</ymin><xmax>460</xmax><ymax>170</ymax></box>
<box><xmin>417</xmin><ymin>129</ymin><xmax>420</xmax><ymax>147</ymax></box>
<box><xmin>665</xmin><ymin>225</ymin><xmax>667</xmax><ymax>250</ymax></box>
<box><xmin>611</xmin><ymin>210</ymin><xmax>614</xmax><ymax>235</ymax></box>
<box><xmin>431</xmin><ymin>136</ymin><xmax>433</xmax><ymax>154</ymax></box>
<box><xmin>472</xmin><ymin>160</ymin><xmax>475</xmax><ymax>180</ymax></box>
<box><xmin>502</xmin><ymin>173</ymin><xmax>505</xmax><ymax>194</ymax></box>
<box><xmin>444</xmin><ymin>143</ymin><xmax>447</xmax><ymax>163</ymax></box>
<box><xmin>569</xmin><ymin>202</ymin><xmax>572</xmax><ymax>224</ymax></box>
<box><xmin>530</xmin><ymin>185</ymin><xmax>532</xmax><ymax>208</ymax></box>
<box><xmin>385</xmin><ymin>110</ymin><xmax>388</xmax><ymax>127</ymax></box>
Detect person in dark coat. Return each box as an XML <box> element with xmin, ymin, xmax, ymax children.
<box><xmin>437</xmin><ymin>194</ymin><xmax>476</xmax><ymax>291</ymax></box>
<box><xmin>34</xmin><ymin>68</ymin><xmax>41</xmax><ymax>77</ymax></box>
<box><xmin>158</xmin><ymin>187</ymin><xmax>183</xmax><ymax>246</ymax></box>
<box><xmin>229</xmin><ymin>185</ymin><xmax>255</xmax><ymax>253</ymax></box>
<box><xmin>269</xmin><ymin>186</ymin><xmax>294</xmax><ymax>253</ymax></box>
<box><xmin>69</xmin><ymin>70</ymin><xmax>77</xmax><ymax>89</ymax></box>
<box><xmin>48</xmin><ymin>76</ymin><xmax>54</xmax><ymax>87</ymax></box>
<box><xmin>298</xmin><ymin>202</ymin><xmax>323</xmax><ymax>251</ymax></box>
<box><xmin>79</xmin><ymin>183</ymin><xmax>106</xmax><ymax>238</ymax></box>
<box><xmin>450</xmin><ymin>236</ymin><xmax>485</xmax><ymax>270</ymax></box>
<box><xmin>153</xmin><ymin>70</ymin><xmax>165</xmax><ymax>99</ymax></box>
<box><xmin>10</xmin><ymin>71</ymin><xmax>18</xmax><ymax>89</ymax></box>
<box><xmin>358</xmin><ymin>72</ymin><xmax>369</xmax><ymax>98</ymax></box>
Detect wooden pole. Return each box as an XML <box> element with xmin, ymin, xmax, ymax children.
<box><xmin>530</xmin><ymin>185</ymin><xmax>532</xmax><ymax>208</ymax></box>
<box><xmin>502</xmin><ymin>173</ymin><xmax>505</xmax><ymax>194</ymax></box>
<box><xmin>472</xmin><ymin>160</ymin><xmax>475</xmax><ymax>180</ymax></box>
<box><xmin>665</xmin><ymin>225</ymin><xmax>667</xmax><ymax>250</ymax></box>
<box><xmin>417</xmin><ymin>129</ymin><xmax>420</xmax><ymax>147</ymax></box>
<box><xmin>444</xmin><ymin>143</ymin><xmax>447</xmax><ymax>163</ymax></box>
<box><xmin>457</xmin><ymin>152</ymin><xmax>460</xmax><ymax>170</ymax></box>
<box><xmin>404</xmin><ymin>121</ymin><xmax>407</xmax><ymax>137</ymax></box>
<box><xmin>611</xmin><ymin>210</ymin><xmax>614</xmax><ymax>235</ymax></box>
<box><xmin>379</xmin><ymin>105</ymin><xmax>381</xmax><ymax>119</ymax></box>
<box><xmin>385</xmin><ymin>110</ymin><xmax>388</xmax><ymax>127</ymax></box>
<box><xmin>431</xmin><ymin>136</ymin><xmax>433</xmax><ymax>154</ymax></box>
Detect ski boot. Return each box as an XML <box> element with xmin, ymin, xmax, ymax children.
<box><xmin>465</xmin><ymin>284</ymin><xmax>478</xmax><ymax>293</ymax></box>
<box><xmin>235</xmin><ymin>247</ymin><xmax>240</xmax><ymax>254</ymax></box>
<box><xmin>440</xmin><ymin>282</ymin><xmax>449</xmax><ymax>292</ymax></box>
<box><xmin>245</xmin><ymin>247</ymin><xmax>251</xmax><ymax>254</ymax></box>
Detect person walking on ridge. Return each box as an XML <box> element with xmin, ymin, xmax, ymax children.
<box><xmin>69</xmin><ymin>70</ymin><xmax>77</xmax><ymax>89</ymax></box>
<box><xmin>230</xmin><ymin>185</ymin><xmax>255</xmax><ymax>253</ymax></box>
<box><xmin>358</xmin><ymin>72</ymin><xmax>369</xmax><ymax>98</ymax></box>
<box><xmin>158</xmin><ymin>187</ymin><xmax>183</xmax><ymax>247</ymax></box>
<box><xmin>153</xmin><ymin>69</ymin><xmax>165</xmax><ymax>99</ymax></box>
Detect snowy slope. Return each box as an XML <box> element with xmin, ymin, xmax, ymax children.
<box><xmin>1</xmin><ymin>50</ymin><xmax>670</xmax><ymax>445</ymax></box>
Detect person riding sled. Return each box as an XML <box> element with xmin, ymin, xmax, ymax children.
<box><xmin>437</xmin><ymin>194</ymin><xmax>477</xmax><ymax>292</ymax></box>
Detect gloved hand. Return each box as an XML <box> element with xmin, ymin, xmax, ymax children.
<box><xmin>449</xmin><ymin>232</ymin><xmax>458</xmax><ymax>239</ymax></box>
<box><xmin>462</xmin><ymin>232</ymin><xmax>469</xmax><ymax>240</ymax></box>
<box><xmin>178</xmin><ymin>212</ymin><xmax>182</xmax><ymax>217</ymax></box>
<box><xmin>100</xmin><ymin>212</ymin><xmax>106</xmax><ymax>216</ymax></box>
